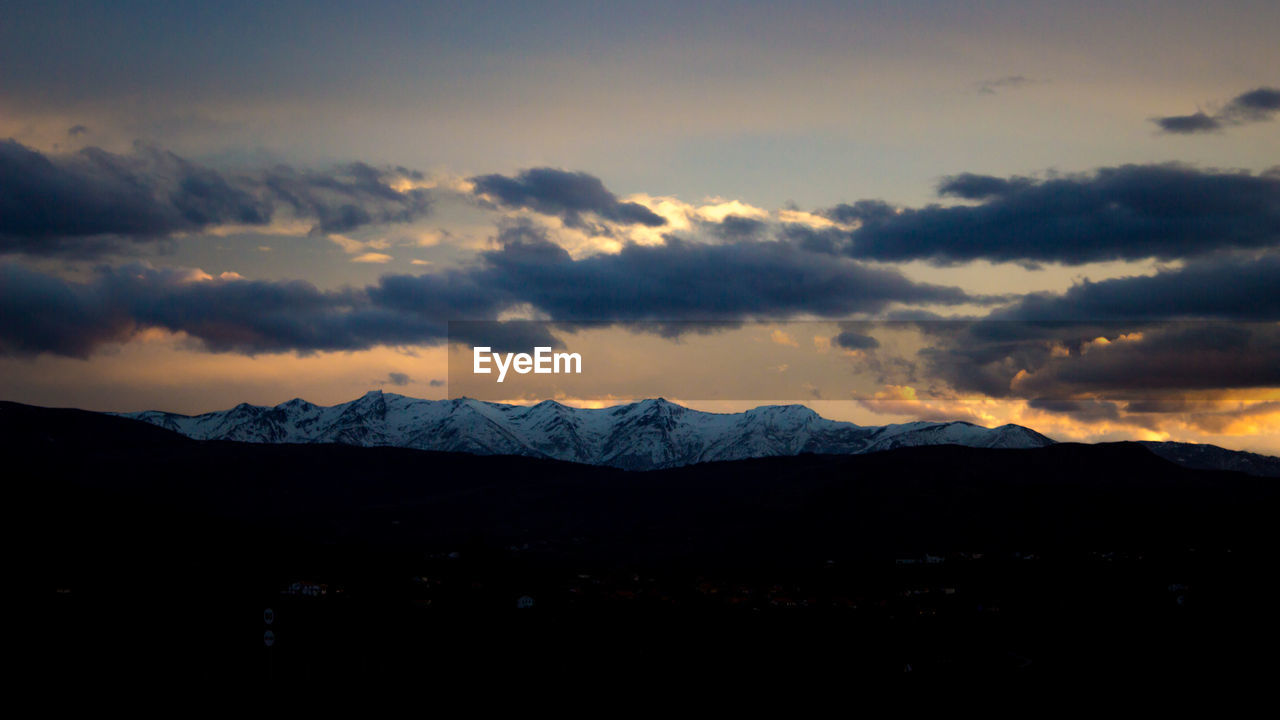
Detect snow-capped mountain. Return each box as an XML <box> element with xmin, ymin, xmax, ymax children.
<box><xmin>120</xmin><ymin>391</ymin><xmax>1054</xmax><ymax>470</ymax></box>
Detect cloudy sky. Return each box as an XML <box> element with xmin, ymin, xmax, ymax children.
<box><xmin>2</xmin><ymin>1</ymin><xmax>1278</xmax><ymax>453</ymax></box>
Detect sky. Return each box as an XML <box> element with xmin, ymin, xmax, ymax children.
<box><xmin>1</xmin><ymin>1</ymin><xmax>1279</xmax><ymax>453</ymax></box>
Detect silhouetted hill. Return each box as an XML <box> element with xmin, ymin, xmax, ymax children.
<box><xmin>16</xmin><ymin>401</ymin><xmax>1280</xmax><ymax>682</ymax></box>
<box><xmin>1</xmin><ymin>399</ymin><xmax>192</xmax><ymax>450</ymax></box>
<box><xmin>1141</xmin><ymin>440</ymin><xmax>1280</xmax><ymax>477</ymax></box>
<box><xmin>12</xmin><ymin>400</ymin><xmax>1277</xmax><ymax>561</ymax></box>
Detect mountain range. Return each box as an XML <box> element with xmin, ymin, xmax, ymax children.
<box><xmin>122</xmin><ymin>391</ymin><xmax>1052</xmax><ymax>470</ymax></box>
<box><xmin>116</xmin><ymin>391</ymin><xmax>1278</xmax><ymax>476</ymax></box>
<box><xmin>18</xmin><ymin>396</ymin><xmax>1280</xmax><ymax>681</ymax></box>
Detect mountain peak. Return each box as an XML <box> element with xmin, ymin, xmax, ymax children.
<box><xmin>746</xmin><ymin>403</ymin><xmax>821</xmax><ymax>418</ymax></box>
<box><xmin>124</xmin><ymin>392</ymin><xmax>1054</xmax><ymax>466</ymax></box>
<box><xmin>123</xmin><ymin>393</ymin><xmax>1057</xmax><ymax>471</ymax></box>
<box><xmin>353</xmin><ymin>389</ymin><xmax>412</xmax><ymax>405</ymax></box>
<box><xmin>637</xmin><ymin>397</ymin><xmax>682</xmax><ymax>410</ymax></box>
<box><xmin>114</xmin><ymin>393</ymin><xmax>1280</xmax><ymax>475</ymax></box>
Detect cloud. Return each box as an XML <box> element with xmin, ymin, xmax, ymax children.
<box><xmin>471</xmin><ymin>225</ymin><xmax>982</xmax><ymax>323</ymax></box>
<box><xmin>260</xmin><ymin>161</ymin><xmax>430</xmax><ymax>235</ymax></box>
<box><xmin>1224</xmin><ymin>87</ymin><xmax>1280</xmax><ymax>123</ymax></box>
<box><xmin>818</xmin><ymin>199</ymin><xmax>896</xmax><ymax>226</ymax></box>
<box><xmin>974</xmin><ymin>75</ymin><xmax>1036</xmax><ymax>95</ymax></box>
<box><xmin>777</xmin><ymin>223</ymin><xmax>850</xmax><ymax>254</ymax></box>
<box><xmin>855</xmin><ymin>385</ymin><xmax>993</xmax><ymax>425</ymax></box>
<box><xmin>832</xmin><ymin>329</ymin><xmax>880</xmax><ymax>351</ymax></box>
<box><xmin>1153</xmin><ymin>112</ymin><xmax>1222</xmax><ymax>134</ymax></box>
<box><xmin>707</xmin><ymin>214</ymin><xmax>768</xmax><ymax>241</ymax></box>
<box><xmin>1174</xmin><ymin>400</ymin><xmax>1280</xmax><ymax>436</ymax></box>
<box><xmin>836</xmin><ymin>164</ymin><xmax>1280</xmax><ymax>265</ymax></box>
<box><xmin>384</xmin><ymin>372</ymin><xmax>411</xmax><ymax>386</ymax></box>
<box><xmin>936</xmin><ymin>173</ymin><xmax>1034</xmax><ymax>200</ymax></box>
<box><xmin>902</xmin><ymin>319</ymin><xmax>1280</xmax><ymax>436</ymax></box>
<box><xmin>1153</xmin><ymin>86</ymin><xmax>1280</xmax><ymax>134</ymax></box>
<box><xmin>1026</xmin><ymin>396</ymin><xmax>1121</xmax><ymax>422</ymax></box>
<box><xmin>0</xmin><ymin>263</ymin><xmax>140</xmax><ymax>357</ymax></box>
<box><xmin>0</xmin><ymin>140</ymin><xmax>430</xmax><ymax>256</ymax></box>
<box><xmin>470</xmin><ymin>168</ymin><xmax>666</xmax><ymax>229</ymax></box>
<box><xmin>993</xmin><ymin>253</ymin><xmax>1280</xmax><ymax>322</ymax></box>
<box><xmin>894</xmin><ymin>254</ymin><xmax>1280</xmax><ymax>426</ymax></box>
<box><xmin>0</xmin><ymin>262</ymin><xmax>455</xmax><ymax>357</ymax></box>
<box><xmin>352</xmin><ymin>252</ymin><xmax>393</xmax><ymax>263</ymax></box>
<box><xmin>0</xmin><ymin>227</ymin><xmax>984</xmax><ymax>357</ymax></box>
<box><xmin>811</xmin><ymin>253</ymin><xmax>1280</xmax><ymax>415</ymax></box>
<box><xmin>1011</xmin><ymin>324</ymin><xmax>1280</xmax><ymax>396</ymax></box>
<box><xmin>770</xmin><ymin>329</ymin><xmax>798</xmax><ymax>347</ymax></box>
<box><xmin>67</xmin><ymin>125</ymin><xmax>89</xmax><ymax>137</ymax></box>
<box><xmin>0</xmin><ymin>140</ymin><xmax>269</xmax><ymax>255</ymax></box>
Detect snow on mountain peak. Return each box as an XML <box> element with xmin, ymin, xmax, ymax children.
<box><xmin>120</xmin><ymin>393</ymin><xmax>1055</xmax><ymax>470</ymax></box>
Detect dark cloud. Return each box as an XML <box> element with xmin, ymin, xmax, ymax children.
<box><xmin>1153</xmin><ymin>112</ymin><xmax>1222</xmax><ymax>134</ymax></box>
<box><xmin>116</xmin><ymin>269</ymin><xmax>444</xmax><ymax>355</ymax></box>
<box><xmin>994</xmin><ymin>253</ymin><xmax>1280</xmax><ymax>322</ymax></box>
<box><xmin>0</xmin><ymin>229</ymin><xmax>983</xmax><ymax>357</ymax></box>
<box><xmin>900</xmin><ymin>254</ymin><xmax>1280</xmax><ymax>414</ymax></box>
<box><xmin>0</xmin><ymin>262</ymin><xmax>138</xmax><ymax>357</ymax></box>
<box><xmin>428</xmin><ymin>379</ymin><xmax>445</xmax><ymax>387</ymax></box>
<box><xmin>445</xmin><ymin>320</ymin><xmax>566</xmax><ymax>354</ymax></box>
<box><xmin>975</xmin><ymin>75</ymin><xmax>1035</xmax><ymax>95</ymax></box>
<box><xmin>936</xmin><ymin>173</ymin><xmax>1034</xmax><ymax>200</ymax></box>
<box><xmin>0</xmin><ymin>140</ymin><xmax>259</xmax><ymax>255</ymax></box>
<box><xmin>385</xmin><ymin>372</ymin><xmax>411</xmax><ymax>386</ymax></box>
<box><xmin>1012</xmin><ymin>323</ymin><xmax>1280</xmax><ymax>399</ymax></box>
<box><xmin>1154</xmin><ymin>86</ymin><xmax>1280</xmax><ymax>134</ymax></box>
<box><xmin>832</xmin><ymin>329</ymin><xmax>880</xmax><ymax>351</ymax></box>
<box><xmin>839</xmin><ymin>164</ymin><xmax>1280</xmax><ymax>265</ymax></box>
<box><xmin>913</xmin><ymin>316</ymin><xmax>1280</xmax><ymax>426</ymax></box>
<box><xmin>914</xmin><ymin>324</ymin><xmax>1064</xmax><ymax>398</ymax></box>
<box><xmin>67</xmin><ymin>125</ymin><xmax>89</xmax><ymax>137</ymax></box>
<box><xmin>1026</xmin><ymin>396</ymin><xmax>1121</xmax><ymax>422</ymax></box>
<box><xmin>0</xmin><ymin>140</ymin><xmax>430</xmax><ymax>256</ymax></box>
<box><xmin>261</xmin><ymin>161</ymin><xmax>429</xmax><ymax>235</ymax></box>
<box><xmin>472</xmin><ymin>228</ymin><xmax>981</xmax><ymax>323</ymax></box>
<box><xmin>469</xmin><ymin>168</ymin><xmax>666</xmax><ymax>229</ymax></box>
<box><xmin>777</xmin><ymin>223</ymin><xmax>849</xmax><ymax>254</ymax></box>
<box><xmin>0</xmin><ymin>263</ymin><xmax>446</xmax><ymax>357</ymax></box>
<box><xmin>1175</xmin><ymin>401</ymin><xmax>1280</xmax><ymax>435</ymax></box>
<box><xmin>707</xmin><ymin>214</ymin><xmax>768</xmax><ymax>241</ymax></box>
<box><xmin>819</xmin><ymin>199</ymin><xmax>895</xmax><ymax>226</ymax></box>
<box><xmin>1224</xmin><ymin>87</ymin><xmax>1280</xmax><ymax>122</ymax></box>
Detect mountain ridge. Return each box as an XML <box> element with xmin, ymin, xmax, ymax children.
<box><xmin>112</xmin><ymin>391</ymin><xmax>1280</xmax><ymax>476</ymax></box>
<box><xmin>119</xmin><ymin>390</ymin><xmax>1045</xmax><ymax>471</ymax></box>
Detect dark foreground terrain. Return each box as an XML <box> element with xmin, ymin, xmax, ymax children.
<box><xmin>13</xmin><ymin>401</ymin><xmax>1280</xmax><ymax>684</ymax></box>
